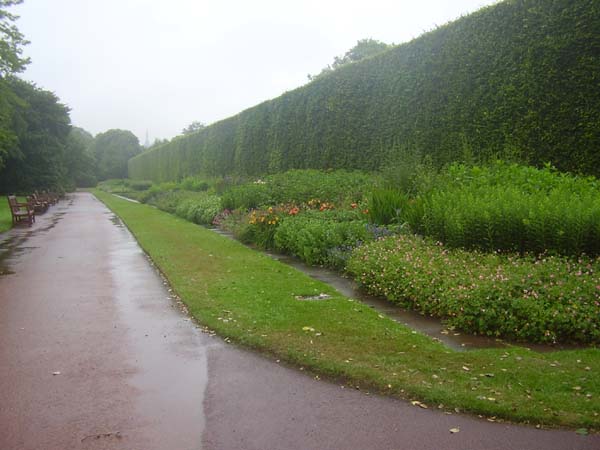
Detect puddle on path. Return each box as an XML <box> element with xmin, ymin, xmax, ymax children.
<box><xmin>109</xmin><ymin>214</ymin><xmax>125</xmax><ymax>228</ymax></box>
<box><xmin>107</xmin><ymin>212</ymin><xmax>208</xmax><ymax>448</ymax></box>
<box><xmin>210</xmin><ymin>228</ymin><xmax>577</xmax><ymax>353</ymax></box>
<box><xmin>113</xmin><ymin>194</ymin><xmax>140</xmax><ymax>203</ymax></box>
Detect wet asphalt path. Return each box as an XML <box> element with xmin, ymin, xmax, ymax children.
<box><xmin>0</xmin><ymin>192</ymin><xmax>597</xmax><ymax>450</ymax></box>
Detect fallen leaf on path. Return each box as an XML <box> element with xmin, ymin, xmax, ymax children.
<box><xmin>411</xmin><ymin>401</ymin><xmax>428</xmax><ymax>409</ymax></box>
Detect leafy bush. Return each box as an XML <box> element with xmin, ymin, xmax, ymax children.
<box><xmin>407</xmin><ymin>162</ymin><xmax>600</xmax><ymax>256</ymax></box>
<box><xmin>274</xmin><ymin>216</ymin><xmax>370</xmax><ymax>267</ymax></box>
<box><xmin>265</xmin><ymin>169</ymin><xmax>374</xmax><ymax>204</ymax></box>
<box><xmin>220</xmin><ymin>169</ymin><xmax>374</xmax><ymax>211</ymax></box>
<box><xmin>180</xmin><ymin>176</ymin><xmax>211</xmax><ymax>192</ymax></box>
<box><xmin>97</xmin><ymin>179</ymin><xmax>130</xmax><ymax>193</ymax></box>
<box><xmin>379</xmin><ymin>147</ymin><xmax>438</xmax><ymax>195</ymax></box>
<box><xmin>348</xmin><ymin>234</ymin><xmax>600</xmax><ymax>344</ymax></box>
<box><xmin>174</xmin><ymin>193</ymin><xmax>221</xmax><ymax>225</ymax></box>
<box><xmin>230</xmin><ymin>206</ymin><xmax>286</xmax><ymax>248</ymax></box>
<box><xmin>141</xmin><ymin>190</ymin><xmax>201</xmax><ymax>214</ymax></box>
<box><xmin>221</xmin><ymin>182</ymin><xmax>272</xmax><ymax>210</ymax></box>
<box><xmin>368</xmin><ymin>188</ymin><xmax>409</xmax><ymax>225</ymax></box>
<box><xmin>128</xmin><ymin>180</ymin><xmax>153</xmax><ymax>191</ymax></box>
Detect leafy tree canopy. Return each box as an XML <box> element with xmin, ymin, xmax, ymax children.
<box><xmin>0</xmin><ymin>0</ymin><xmax>29</xmax><ymax>169</ymax></box>
<box><xmin>308</xmin><ymin>38</ymin><xmax>392</xmax><ymax>81</ymax></box>
<box><xmin>64</xmin><ymin>126</ymin><xmax>96</xmax><ymax>188</ymax></box>
<box><xmin>0</xmin><ymin>0</ymin><xmax>30</xmax><ymax>77</ymax></box>
<box><xmin>0</xmin><ymin>78</ymin><xmax>73</xmax><ymax>193</ymax></box>
<box><xmin>92</xmin><ymin>129</ymin><xmax>142</xmax><ymax>180</ymax></box>
<box><xmin>182</xmin><ymin>120</ymin><xmax>206</xmax><ymax>135</ymax></box>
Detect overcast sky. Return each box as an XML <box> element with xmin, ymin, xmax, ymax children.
<box><xmin>14</xmin><ymin>0</ymin><xmax>498</xmax><ymax>144</ymax></box>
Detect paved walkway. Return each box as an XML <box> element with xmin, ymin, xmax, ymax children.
<box><xmin>0</xmin><ymin>192</ymin><xmax>597</xmax><ymax>450</ymax></box>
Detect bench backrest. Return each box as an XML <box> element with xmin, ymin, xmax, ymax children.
<box><xmin>7</xmin><ymin>195</ymin><xmax>19</xmax><ymax>212</ymax></box>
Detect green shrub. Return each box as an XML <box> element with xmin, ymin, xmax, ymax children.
<box><xmin>220</xmin><ymin>169</ymin><xmax>374</xmax><ymax>211</ymax></box>
<box><xmin>410</xmin><ymin>162</ymin><xmax>600</xmax><ymax>256</ymax></box>
<box><xmin>348</xmin><ymin>234</ymin><xmax>600</xmax><ymax>344</ymax></box>
<box><xmin>196</xmin><ymin>197</ymin><xmax>222</xmax><ymax>224</ymax></box>
<box><xmin>221</xmin><ymin>182</ymin><xmax>272</xmax><ymax>210</ymax></box>
<box><xmin>128</xmin><ymin>179</ymin><xmax>153</xmax><ymax>191</ymax></box>
<box><xmin>265</xmin><ymin>169</ymin><xmax>374</xmax><ymax>204</ymax></box>
<box><xmin>274</xmin><ymin>216</ymin><xmax>370</xmax><ymax>267</ymax></box>
<box><xmin>97</xmin><ymin>179</ymin><xmax>130</xmax><ymax>193</ymax></box>
<box><xmin>174</xmin><ymin>193</ymin><xmax>221</xmax><ymax>225</ymax></box>
<box><xmin>368</xmin><ymin>188</ymin><xmax>409</xmax><ymax>225</ymax></box>
<box><xmin>180</xmin><ymin>176</ymin><xmax>211</xmax><ymax>192</ymax></box>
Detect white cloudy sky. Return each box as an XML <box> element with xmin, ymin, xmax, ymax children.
<box><xmin>14</xmin><ymin>0</ymin><xmax>498</xmax><ymax>144</ymax></box>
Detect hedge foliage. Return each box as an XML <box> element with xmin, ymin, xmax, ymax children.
<box><xmin>129</xmin><ymin>0</ymin><xmax>600</xmax><ymax>181</ymax></box>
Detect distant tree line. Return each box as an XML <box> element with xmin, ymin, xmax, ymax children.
<box><xmin>0</xmin><ymin>0</ymin><xmax>142</xmax><ymax>193</ymax></box>
<box><xmin>129</xmin><ymin>0</ymin><xmax>600</xmax><ymax>182</ymax></box>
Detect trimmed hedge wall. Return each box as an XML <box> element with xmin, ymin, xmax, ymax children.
<box><xmin>129</xmin><ymin>0</ymin><xmax>600</xmax><ymax>181</ymax></box>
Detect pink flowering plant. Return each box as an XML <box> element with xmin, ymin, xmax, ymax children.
<box><xmin>348</xmin><ymin>234</ymin><xmax>600</xmax><ymax>344</ymax></box>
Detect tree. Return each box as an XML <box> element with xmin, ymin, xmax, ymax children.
<box><xmin>150</xmin><ymin>137</ymin><xmax>169</xmax><ymax>148</ymax></box>
<box><xmin>91</xmin><ymin>129</ymin><xmax>142</xmax><ymax>180</ymax></box>
<box><xmin>0</xmin><ymin>0</ymin><xmax>30</xmax><ymax>77</ymax></box>
<box><xmin>64</xmin><ymin>127</ymin><xmax>96</xmax><ymax>187</ymax></box>
<box><xmin>0</xmin><ymin>78</ymin><xmax>72</xmax><ymax>193</ymax></box>
<box><xmin>0</xmin><ymin>79</ymin><xmax>20</xmax><ymax>169</ymax></box>
<box><xmin>181</xmin><ymin>120</ymin><xmax>205</xmax><ymax>135</ymax></box>
<box><xmin>308</xmin><ymin>38</ymin><xmax>391</xmax><ymax>81</ymax></box>
<box><xmin>0</xmin><ymin>0</ymin><xmax>30</xmax><ymax>169</ymax></box>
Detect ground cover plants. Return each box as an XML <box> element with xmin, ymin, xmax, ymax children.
<box><xmin>94</xmin><ymin>190</ymin><xmax>600</xmax><ymax>429</ymax></box>
<box><xmin>348</xmin><ymin>234</ymin><xmax>600</xmax><ymax>344</ymax></box>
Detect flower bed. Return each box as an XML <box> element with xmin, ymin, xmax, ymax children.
<box><xmin>348</xmin><ymin>234</ymin><xmax>600</xmax><ymax>344</ymax></box>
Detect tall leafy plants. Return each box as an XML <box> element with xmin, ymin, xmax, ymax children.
<box><xmin>410</xmin><ymin>162</ymin><xmax>600</xmax><ymax>256</ymax></box>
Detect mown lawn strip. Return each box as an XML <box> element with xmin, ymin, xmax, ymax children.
<box><xmin>0</xmin><ymin>200</ymin><xmax>11</xmax><ymax>233</ymax></box>
<box><xmin>94</xmin><ymin>190</ymin><xmax>600</xmax><ymax>430</ymax></box>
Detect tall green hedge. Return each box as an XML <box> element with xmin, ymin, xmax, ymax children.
<box><xmin>129</xmin><ymin>0</ymin><xmax>600</xmax><ymax>181</ymax></box>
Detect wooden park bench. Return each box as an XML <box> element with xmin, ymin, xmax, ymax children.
<box><xmin>35</xmin><ymin>190</ymin><xmax>57</xmax><ymax>206</ymax></box>
<box><xmin>7</xmin><ymin>195</ymin><xmax>35</xmax><ymax>226</ymax></box>
<box><xmin>47</xmin><ymin>191</ymin><xmax>62</xmax><ymax>203</ymax></box>
<box><xmin>27</xmin><ymin>193</ymin><xmax>49</xmax><ymax>213</ymax></box>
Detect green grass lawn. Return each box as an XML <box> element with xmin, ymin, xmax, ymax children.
<box><xmin>94</xmin><ymin>190</ymin><xmax>600</xmax><ymax>430</ymax></box>
<box><xmin>0</xmin><ymin>198</ymin><xmax>13</xmax><ymax>232</ymax></box>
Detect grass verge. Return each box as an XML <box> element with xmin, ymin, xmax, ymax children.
<box><xmin>0</xmin><ymin>199</ymin><xmax>13</xmax><ymax>233</ymax></box>
<box><xmin>94</xmin><ymin>190</ymin><xmax>599</xmax><ymax>430</ymax></box>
